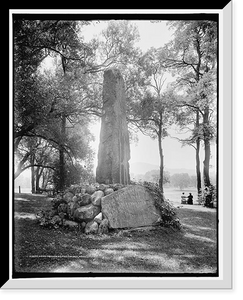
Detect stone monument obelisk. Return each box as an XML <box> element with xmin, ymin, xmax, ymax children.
<box><xmin>96</xmin><ymin>69</ymin><xmax>130</xmax><ymax>185</ymax></box>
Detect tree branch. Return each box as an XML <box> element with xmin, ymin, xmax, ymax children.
<box><xmin>162</xmin><ymin>57</ymin><xmax>203</xmax><ymax>77</ymax></box>
<box><xmin>14</xmin><ymin>163</ymin><xmax>55</xmax><ymax>179</ymax></box>
<box><xmin>170</xmin><ymin>135</ymin><xmax>197</xmax><ymax>150</ymax></box>
<box><xmin>177</xmin><ymin>102</ymin><xmax>204</xmax><ymax>116</ymax></box>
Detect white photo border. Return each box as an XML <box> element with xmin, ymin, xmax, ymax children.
<box><xmin>6</xmin><ymin>3</ymin><xmax>232</xmax><ymax>289</ymax></box>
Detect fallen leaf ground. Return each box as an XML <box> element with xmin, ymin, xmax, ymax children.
<box><xmin>13</xmin><ymin>193</ymin><xmax>218</xmax><ymax>276</ymax></box>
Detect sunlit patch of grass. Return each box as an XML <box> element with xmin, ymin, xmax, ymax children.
<box><xmin>14</xmin><ymin>212</ymin><xmax>36</xmax><ymax>220</ymax></box>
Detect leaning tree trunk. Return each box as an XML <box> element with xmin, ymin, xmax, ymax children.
<box><xmin>14</xmin><ymin>152</ymin><xmax>31</xmax><ymax>179</ymax></box>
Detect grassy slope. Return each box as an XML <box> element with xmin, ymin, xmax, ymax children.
<box><xmin>13</xmin><ymin>193</ymin><xmax>217</xmax><ymax>274</ymax></box>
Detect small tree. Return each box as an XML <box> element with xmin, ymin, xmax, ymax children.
<box><xmin>171</xmin><ymin>173</ymin><xmax>191</xmax><ymax>190</ymax></box>
<box><xmin>129</xmin><ymin>48</ymin><xmax>177</xmax><ymax>194</ymax></box>
<box><xmin>160</xmin><ymin>20</ymin><xmax>217</xmax><ymax>195</ymax></box>
<box><xmin>144</xmin><ymin>169</ymin><xmax>170</xmax><ymax>185</ymax></box>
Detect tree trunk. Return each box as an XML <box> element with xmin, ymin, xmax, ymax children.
<box><xmin>35</xmin><ymin>166</ymin><xmax>40</xmax><ymax>192</ymax></box>
<box><xmin>195</xmin><ymin>111</ymin><xmax>202</xmax><ymax>195</ymax></box>
<box><xmin>41</xmin><ymin>169</ymin><xmax>50</xmax><ymax>189</ymax></box>
<box><xmin>203</xmin><ymin>139</ymin><xmax>211</xmax><ymax>187</ymax></box>
<box><xmin>203</xmin><ymin>106</ymin><xmax>211</xmax><ymax>187</ymax></box>
<box><xmin>196</xmin><ymin>138</ymin><xmax>202</xmax><ymax>192</ymax></box>
<box><xmin>35</xmin><ymin>166</ymin><xmax>44</xmax><ymax>192</ymax></box>
<box><xmin>59</xmin><ymin>148</ymin><xmax>65</xmax><ymax>191</ymax></box>
<box><xmin>158</xmin><ymin>129</ymin><xmax>164</xmax><ymax>194</ymax></box>
<box><xmin>59</xmin><ymin>114</ymin><xmax>66</xmax><ymax>192</ymax></box>
<box><xmin>14</xmin><ymin>136</ymin><xmax>22</xmax><ymax>153</ymax></box>
<box><xmin>41</xmin><ymin>170</ymin><xmax>46</xmax><ymax>189</ymax></box>
<box><xmin>30</xmin><ymin>153</ymin><xmax>35</xmax><ymax>194</ymax></box>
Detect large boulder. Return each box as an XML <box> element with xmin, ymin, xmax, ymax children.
<box><xmin>74</xmin><ymin>204</ymin><xmax>101</xmax><ymax>223</ymax></box>
<box><xmin>101</xmin><ymin>185</ymin><xmax>161</xmax><ymax>229</ymax></box>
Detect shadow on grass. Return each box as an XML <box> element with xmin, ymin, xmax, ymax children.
<box><xmin>13</xmin><ymin>193</ymin><xmax>218</xmax><ymax>275</ymax></box>
<box><xmin>14</xmin><ymin>193</ymin><xmax>52</xmax><ymax>214</ymax></box>
<box><xmin>49</xmin><ymin>228</ymin><xmax>217</xmax><ymax>274</ymax></box>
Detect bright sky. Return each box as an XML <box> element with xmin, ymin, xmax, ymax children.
<box><xmin>83</xmin><ymin>20</ymin><xmax>216</xmax><ymax>174</ymax></box>
<box><xmin>81</xmin><ymin>20</ymin><xmax>174</xmax><ymax>51</ymax></box>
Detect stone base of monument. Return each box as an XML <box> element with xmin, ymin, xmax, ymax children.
<box><xmin>36</xmin><ymin>183</ymin><xmax>163</xmax><ymax>234</ymax></box>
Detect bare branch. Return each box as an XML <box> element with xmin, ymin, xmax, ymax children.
<box><xmin>177</xmin><ymin>102</ymin><xmax>204</xmax><ymax>116</ymax></box>
<box><xmin>170</xmin><ymin>135</ymin><xmax>197</xmax><ymax>150</ymax></box>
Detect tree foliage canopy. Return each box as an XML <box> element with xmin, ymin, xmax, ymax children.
<box><xmin>13</xmin><ymin>19</ymin><xmax>217</xmax><ymax>193</ymax></box>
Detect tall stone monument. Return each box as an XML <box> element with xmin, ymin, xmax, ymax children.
<box><xmin>96</xmin><ymin>69</ymin><xmax>130</xmax><ymax>185</ymax></box>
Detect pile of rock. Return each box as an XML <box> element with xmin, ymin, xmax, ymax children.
<box><xmin>37</xmin><ymin>183</ymin><xmax>125</xmax><ymax>234</ymax></box>
<box><xmin>36</xmin><ymin>183</ymin><xmax>177</xmax><ymax>234</ymax></box>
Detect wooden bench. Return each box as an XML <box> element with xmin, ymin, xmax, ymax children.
<box><xmin>181</xmin><ymin>196</ymin><xmax>188</xmax><ymax>204</ymax></box>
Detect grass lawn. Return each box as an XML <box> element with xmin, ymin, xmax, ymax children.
<box><xmin>13</xmin><ymin>192</ymin><xmax>218</xmax><ymax>275</ymax></box>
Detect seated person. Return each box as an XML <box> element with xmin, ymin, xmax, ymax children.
<box><xmin>181</xmin><ymin>192</ymin><xmax>187</xmax><ymax>204</ymax></box>
<box><xmin>187</xmin><ymin>193</ymin><xmax>193</xmax><ymax>205</ymax></box>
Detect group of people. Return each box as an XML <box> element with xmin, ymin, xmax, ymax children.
<box><xmin>180</xmin><ymin>188</ymin><xmax>215</xmax><ymax>207</ymax></box>
<box><xmin>181</xmin><ymin>192</ymin><xmax>193</xmax><ymax>205</ymax></box>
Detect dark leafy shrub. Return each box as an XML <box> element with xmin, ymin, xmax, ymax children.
<box><xmin>142</xmin><ymin>181</ymin><xmax>181</xmax><ymax>230</ymax></box>
<box><xmin>202</xmin><ymin>184</ymin><xmax>217</xmax><ymax>208</ymax></box>
<box><xmin>51</xmin><ymin>198</ymin><xmax>67</xmax><ymax>210</ymax></box>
